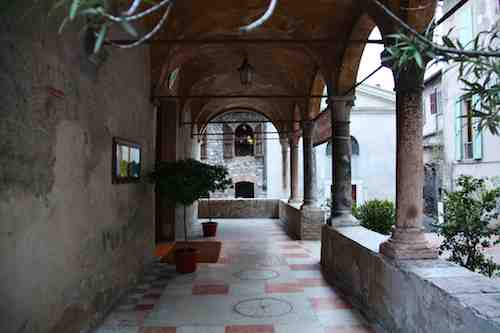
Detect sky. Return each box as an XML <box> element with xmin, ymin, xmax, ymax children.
<box><xmin>356</xmin><ymin>28</ymin><xmax>395</xmax><ymax>91</ymax></box>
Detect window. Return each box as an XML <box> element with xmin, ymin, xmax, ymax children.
<box><xmin>463</xmin><ymin>99</ymin><xmax>474</xmax><ymax>159</ymax></box>
<box><xmin>326</xmin><ymin>141</ymin><xmax>332</xmax><ymax>157</ymax></box>
<box><xmin>223</xmin><ymin>124</ymin><xmax>234</xmax><ymax>159</ymax></box>
<box><xmin>429</xmin><ymin>88</ymin><xmax>442</xmax><ymax>115</ymax></box>
<box><xmin>112</xmin><ymin>138</ymin><xmax>141</xmax><ymax>183</ymax></box>
<box><xmin>351</xmin><ymin>136</ymin><xmax>360</xmax><ymax>155</ymax></box>
<box><xmin>234</xmin><ymin>123</ymin><xmax>255</xmax><ymax>156</ymax></box>
<box><xmin>455</xmin><ymin>98</ymin><xmax>483</xmax><ymax>161</ymax></box>
<box><xmin>326</xmin><ymin>137</ymin><xmax>359</xmax><ymax>156</ymax></box>
<box><xmin>254</xmin><ymin>124</ymin><xmax>264</xmax><ymax>157</ymax></box>
<box><xmin>200</xmin><ymin>134</ymin><xmax>208</xmax><ymax>160</ymax></box>
<box><xmin>430</xmin><ymin>91</ymin><xmax>437</xmax><ymax>115</ymax></box>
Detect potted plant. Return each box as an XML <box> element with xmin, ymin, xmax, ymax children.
<box><xmin>202</xmin><ymin>193</ymin><xmax>218</xmax><ymax>237</ymax></box>
<box><xmin>150</xmin><ymin>159</ymin><xmax>231</xmax><ymax>273</ymax></box>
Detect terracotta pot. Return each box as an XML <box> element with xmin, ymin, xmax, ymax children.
<box><xmin>175</xmin><ymin>247</ymin><xmax>199</xmax><ymax>274</ymax></box>
<box><xmin>202</xmin><ymin>222</ymin><xmax>218</xmax><ymax>237</ymax></box>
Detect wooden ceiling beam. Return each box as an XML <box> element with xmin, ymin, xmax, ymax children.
<box><xmin>155</xmin><ymin>95</ymin><xmax>327</xmax><ymax>99</ymax></box>
<box><xmin>108</xmin><ymin>39</ymin><xmax>384</xmax><ymax>45</ymax></box>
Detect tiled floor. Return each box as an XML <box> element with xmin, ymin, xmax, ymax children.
<box><xmin>94</xmin><ymin>219</ymin><xmax>378</xmax><ymax>333</ymax></box>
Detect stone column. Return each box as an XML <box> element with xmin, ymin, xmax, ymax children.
<box><xmin>329</xmin><ymin>96</ymin><xmax>358</xmax><ymax>226</ymax></box>
<box><xmin>280</xmin><ymin>136</ymin><xmax>290</xmax><ymax>194</ymax></box>
<box><xmin>288</xmin><ymin>135</ymin><xmax>300</xmax><ymax>204</ymax></box>
<box><xmin>379</xmin><ymin>63</ymin><xmax>438</xmax><ymax>260</ymax></box>
<box><xmin>301</xmin><ymin>120</ymin><xmax>318</xmax><ymax>209</ymax></box>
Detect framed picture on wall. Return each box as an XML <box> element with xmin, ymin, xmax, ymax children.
<box><xmin>112</xmin><ymin>137</ymin><xmax>142</xmax><ymax>183</ymax></box>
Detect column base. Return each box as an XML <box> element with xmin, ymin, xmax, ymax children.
<box><xmin>301</xmin><ymin>201</ymin><xmax>319</xmax><ymax>211</ymax></box>
<box><xmin>330</xmin><ymin>212</ymin><xmax>359</xmax><ymax>227</ymax></box>
<box><xmin>288</xmin><ymin>198</ymin><xmax>302</xmax><ymax>206</ymax></box>
<box><xmin>379</xmin><ymin>227</ymin><xmax>438</xmax><ymax>260</ymax></box>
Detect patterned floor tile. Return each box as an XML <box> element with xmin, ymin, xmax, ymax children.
<box><xmin>289</xmin><ymin>264</ymin><xmax>320</xmax><ymax>271</ymax></box>
<box><xmin>323</xmin><ymin>325</ymin><xmax>375</xmax><ymax>333</ymax></box>
<box><xmin>193</xmin><ymin>284</ymin><xmax>230</xmax><ymax>295</ymax></box>
<box><xmin>297</xmin><ymin>278</ymin><xmax>329</xmax><ymax>288</ymax></box>
<box><xmin>225</xmin><ymin>325</ymin><xmax>274</xmax><ymax>333</ymax></box>
<box><xmin>309</xmin><ymin>296</ymin><xmax>352</xmax><ymax>311</ymax></box>
<box><xmin>281</xmin><ymin>253</ymin><xmax>311</xmax><ymax>258</ymax></box>
<box><xmin>139</xmin><ymin>327</ymin><xmax>177</xmax><ymax>333</ymax></box>
<box><xmin>94</xmin><ymin>219</ymin><xmax>378</xmax><ymax>333</ymax></box>
<box><xmin>265</xmin><ymin>282</ymin><xmax>304</xmax><ymax>293</ymax></box>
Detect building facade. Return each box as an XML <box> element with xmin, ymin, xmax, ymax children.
<box><xmin>202</xmin><ymin>111</ymin><xmax>269</xmax><ymax>198</ymax></box>
<box><xmin>440</xmin><ymin>0</ymin><xmax>500</xmax><ymax>189</ymax></box>
<box><xmin>316</xmin><ymin>84</ymin><xmax>397</xmax><ymax>207</ymax></box>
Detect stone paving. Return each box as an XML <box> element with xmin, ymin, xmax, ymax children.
<box><xmin>94</xmin><ymin>219</ymin><xmax>377</xmax><ymax>333</ymax></box>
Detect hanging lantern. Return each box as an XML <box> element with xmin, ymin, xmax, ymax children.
<box><xmin>238</xmin><ymin>57</ymin><xmax>255</xmax><ymax>86</ymax></box>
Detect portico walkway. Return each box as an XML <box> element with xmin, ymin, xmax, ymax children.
<box><xmin>95</xmin><ymin>219</ymin><xmax>377</xmax><ymax>333</ymax></box>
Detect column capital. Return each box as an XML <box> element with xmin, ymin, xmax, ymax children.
<box><xmin>289</xmin><ymin>133</ymin><xmax>300</xmax><ymax>146</ymax></box>
<box><xmin>279</xmin><ymin>133</ymin><xmax>289</xmax><ymax>147</ymax></box>
<box><xmin>327</xmin><ymin>95</ymin><xmax>355</xmax><ymax>107</ymax></box>
<box><xmin>302</xmin><ymin>119</ymin><xmax>315</xmax><ymax>138</ymax></box>
<box><xmin>381</xmin><ymin>49</ymin><xmax>425</xmax><ymax>94</ymax></box>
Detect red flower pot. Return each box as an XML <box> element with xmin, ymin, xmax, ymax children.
<box><xmin>202</xmin><ymin>222</ymin><xmax>218</xmax><ymax>237</ymax></box>
<box><xmin>175</xmin><ymin>247</ymin><xmax>199</xmax><ymax>274</ymax></box>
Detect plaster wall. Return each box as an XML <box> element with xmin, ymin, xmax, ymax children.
<box><xmin>349</xmin><ymin>110</ymin><xmax>396</xmax><ymax>202</ymax></box>
<box><xmin>441</xmin><ymin>0</ymin><xmax>500</xmax><ymax>189</ymax></box>
<box><xmin>422</xmin><ymin>77</ymin><xmax>443</xmax><ymax>138</ymax></box>
<box><xmin>265</xmin><ymin>123</ymin><xmax>286</xmax><ymax>199</ymax></box>
<box><xmin>0</xmin><ymin>2</ymin><xmax>155</xmax><ymax>332</ymax></box>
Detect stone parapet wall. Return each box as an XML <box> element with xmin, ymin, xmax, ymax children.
<box><xmin>321</xmin><ymin>225</ymin><xmax>500</xmax><ymax>333</ymax></box>
<box><xmin>279</xmin><ymin>200</ymin><xmax>325</xmax><ymax>240</ymax></box>
<box><xmin>279</xmin><ymin>200</ymin><xmax>302</xmax><ymax>239</ymax></box>
<box><xmin>198</xmin><ymin>199</ymin><xmax>279</xmax><ymax>218</ymax></box>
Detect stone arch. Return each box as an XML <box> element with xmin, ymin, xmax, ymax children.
<box><xmin>336</xmin><ymin>14</ymin><xmax>379</xmax><ymax>95</ymax></box>
<box><xmin>232</xmin><ymin>175</ymin><xmax>258</xmax><ymax>185</ymax></box>
<box><xmin>308</xmin><ymin>70</ymin><xmax>326</xmax><ymax>120</ymax></box>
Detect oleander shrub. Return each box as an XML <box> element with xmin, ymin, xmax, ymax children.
<box><xmin>435</xmin><ymin>175</ymin><xmax>500</xmax><ymax>277</ymax></box>
<box><xmin>353</xmin><ymin>199</ymin><xmax>395</xmax><ymax>235</ymax></box>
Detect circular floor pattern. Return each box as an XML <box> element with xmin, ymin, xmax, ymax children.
<box><xmin>233</xmin><ymin>297</ymin><xmax>293</xmax><ymax>318</ymax></box>
<box><xmin>234</xmin><ymin>269</ymin><xmax>280</xmax><ymax>281</ymax></box>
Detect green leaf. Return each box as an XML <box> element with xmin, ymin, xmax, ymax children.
<box><xmin>58</xmin><ymin>16</ymin><xmax>70</xmax><ymax>34</ymax></box>
<box><xmin>119</xmin><ymin>21</ymin><xmax>138</xmax><ymax>37</ymax></box>
<box><xmin>414</xmin><ymin>51</ymin><xmax>424</xmax><ymax>68</ymax></box>
<box><xmin>94</xmin><ymin>24</ymin><xmax>108</xmax><ymax>54</ymax></box>
<box><xmin>69</xmin><ymin>0</ymin><xmax>81</xmax><ymax>20</ymax></box>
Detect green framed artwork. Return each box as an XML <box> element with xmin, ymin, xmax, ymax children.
<box><xmin>112</xmin><ymin>137</ymin><xmax>141</xmax><ymax>184</ymax></box>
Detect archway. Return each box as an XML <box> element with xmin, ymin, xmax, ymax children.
<box><xmin>235</xmin><ymin>181</ymin><xmax>255</xmax><ymax>198</ymax></box>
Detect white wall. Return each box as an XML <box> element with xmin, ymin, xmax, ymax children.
<box><xmin>441</xmin><ymin>0</ymin><xmax>500</xmax><ymax>189</ymax></box>
<box><xmin>265</xmin><ymin>122</ymin><xmax>286</xmax><ymax>198</ymax></box>
<box><xmin>350</xmin><ymin>110</ymin><xmax>396</xmax><ymax>202</ymax></box>
<box><xmin>315</xmin><ymin>84</ymin><xmax>397</xmax><ymax>206</ymax></box>
<box><xmin>265</xmin><ymin>124</ymin><xmax>305</xmax><ymax>200</ymax></box>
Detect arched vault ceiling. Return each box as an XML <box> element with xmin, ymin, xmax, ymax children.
<box><xmin>193</xmin><ymin>97</ymin><xmax>294</xmax><ymax>132</ymax></box>
<box><xmin>149</xmin><ymin>0</ymin><xmax>437</xmax><ymax>130</ymax></box>
<box><xmin>175</xmin><ymin>44</ymin><xmax>318</xmax><ymax>97</ymax></box>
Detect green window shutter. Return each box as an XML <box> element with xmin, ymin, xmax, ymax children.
<box><xmin>458</xmin><ymin>5</ymin><xmax>473</xmax><ymax>47</ymax></box>
<box><xmin>472</xmin><ymin>95</ymin><xmax>483</xmax><ymax>160</ymax></box>
<box><xmin>455</xmin><ymin>100</ymin><xmax>463</xmax><ymax>161</ymax></box>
